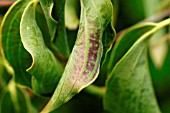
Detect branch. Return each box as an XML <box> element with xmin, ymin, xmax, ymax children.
<box><xmin>0</xmin><ymin>1</ymin><xmax>14</xmax><ymax>7</ymax></box>
<box><xmin>84</xmin><ymin>85</ymin><xmax>106</xmax><ymax>98</ymax></box>
<box><xmin>140</xmin><ymin>8</ymin><xmax>170</xmax><ymax>23</ymax></box>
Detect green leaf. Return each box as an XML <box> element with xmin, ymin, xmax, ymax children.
<box><xmin>52</xmin><ymin>0</ymin><xmax>70</xmax><ymax>57</ymax></box>
<box><xmin>34</xmin><ymin>3</ymin><xmax>54</xmax><ymax>53</ymax></box>
<box><xmin>103</xmin><ymin>22</ymin><xmax>170</xmax><ymax>113</ymax></box>
<box><xmin>0</xmin><ymin>80</ymin><xmax>37</xmax><ymax>113</ymax></box>
<box><xmin>65</xmin><ymin>0</ymin><xmax>79</xmax><ymax>30</ymax></box>
<box><xmin>116</xmin><ymin>0</ymin><xmax>145</xmax><ymax>30</ymax></box>
<box><xmin>149</xmin><ymin>44</ymin><xmax>170</xmax><ymax>110</ymax></box>
<box><xmin>0</xmin><ymin>0</ymin><xmax>32</xmax><ymax>87</ymax></box>
<box><xmin>39</xmin><ymin>0</ymin><xmax>57</xmax><ymax>41</ymax></box>
<box><xmin>95</xmin><ymin>21</ymin><xmax>116</xmax><ymax>86</ymax></box>
<box><xmin>110</xmin><ymin>0</ymin><xmax>119</xmax><ymax>26</ymax></box>
<box><xmin>107</xmin><ymin>23</ymin><xmax>156</xmax><ymax>74</ymax></box>
<box><xmin>20</xmin><ymin>1</ymin><xmax>63</xmax><ymax>95</ymax></box>
<box><xmin>41</xmin><ymin>0</ymin><xmax>113</xmax><ymax>112</ymax></box>
<box><xmin>101</xmin><ymin>22</ymin><xmax>116</xmax><ymax>66</ymax></box>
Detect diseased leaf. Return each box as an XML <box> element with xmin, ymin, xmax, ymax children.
<box><xmin>20</xmin><ymin>1</ymin><xmax>63</xmax><ymax>95</ymax></box>
<box><xmin>107</xmin><ymin>23</ymin><xmax>156</xmax><ymax>74</ymax></box>
<box><xmin>65</xmin><ymin>0</ymin><xmax>79</xmax><ymax>30</ymax></box>
<box><xmin>0</xmin><ymin>0</ymin><xmax>32</xmax><ymax>88</ymax></box>
<box><xmin>41</xmin><ymin>0</ymin><xmax>113</xmax><ymax>112</ymax></box>
<box><xmin>39</xmin><ymin>0</ymin><xmax>57</xmax><ymax>41</ymax></box>
<box><xmin>53</xmin><ymin>0</ymin><xmax>70</xmax><ymax>57</ymax></box>
<box><xmin>103</xmin><ymin>22</ymin><xmax>169</xmax><ymax>113</ymax></box>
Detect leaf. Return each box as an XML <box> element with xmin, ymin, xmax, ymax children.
<box><xmin>52</xmin><ymin>0</ymin><xmax>70</xmax><ymax>57</ymax></box>
<box><xmin>20</xmin><ymin>1</ymin><xmax>63</xmax><ymax>95</ymax></box>
<box><xmin>65</xmin><ymin>0</ymin><xmax>79</xmax><ymax>30</ymax></box>
<box><xmin>101</xmin><ymin>22</ymin><xmax>116</xmax><ymax>66</ymax></box>
<box><xmin>107</xmin><ymin>23</ymin><xmax>156</xmax><ymax>74</ymax></box>
<box><xmin>0</xmin><ymin>0</ymin><xmax>32</xmax><ymax>87</ymax></box>
<box><xmin>39</xmin><ymin>0</ymin><xmax>57</xmax><ymax>41</ymax></box>
<box><xmin>34</xmin><ymin>3</ymin><xmax>54</xmax><ymax>52</ymax></box>
<box><xmin>110</xmin><ymin>0</ymin><xmax>119</xmax><ymax>26</ymax></box>
<box><xmin>41</xmin><ymin>0</ymin><xmax>113</xmax><ymax>112</ymax></box>
<box><xmin>149</xmin><ymin>28</ymin><xmax>167</xmax><ymax>68</ymax></box>
<box><xmin>149</xmin><ymin>44</ymin><xmax>170</xmax><ymax>104</ymax></box>
<box><xmin>104</xmin><ymin>23</ymin><xmax>163</xmax><ymax>113</ymax></box>
<box><xmin>95</xmin><ymin>21</ymin><xmax>116</xmax><ymax>85</ymax></box>
<box><xmin>143</xmin><ymin>0</ymin><xmax>160</xmax><ymax>17</ymax></box>
<box><xmin>0</xmin><ymin>80</ymin><xmax>37</xmax><ymax>113</ymax></box>
<box><xmin>116</xmin><ymin>0</ymin><xmax>145</xmax><ymax>30</ymax></box>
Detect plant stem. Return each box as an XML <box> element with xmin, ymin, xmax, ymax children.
<box><xmin>140</xmin><ymin>8</ymin><xmax>170</xmax><ymax>23</ymax></box>
<box><xmin>0</xmin><ymin>1</ymin><xmax>14</xmax><ymax>7</ymax></box>
<box><xmin>84</xmin><ymin>85</ymin><xmax>106</xmax><ymax>98</ymax></box>
<box><xmin>138</xmin><ymin>18</ymin><xmax>170</xmax><ymax>43</ymax></box>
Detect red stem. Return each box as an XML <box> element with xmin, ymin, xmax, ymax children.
<box><xmin>0</xmin><ymin>1</ymin><xmax>14</xmax><ymax>7</ymax></box>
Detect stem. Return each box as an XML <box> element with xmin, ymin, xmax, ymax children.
<box><xmin>0</xmin><ymin>1</ymin><xmax>14</xmax><ymax>7</ymax></box>
<box><xmin>84</xmin><ymin>85</ymin><xmax>106</xmax><ymax>98</ymax></box>
<box><xmin>139</xmin><ymin>8</ymin><xmax>170</xmax><ymax>23</ymax></box>
<box><xmin>152</xmin><ymin>18</ymin><xmax>170</xmax><ymax>33</ymax></box>
<box><xmin>138</xmin><ymin>18</ymin><xmax>170</xmax><ymax>43</ymax></box>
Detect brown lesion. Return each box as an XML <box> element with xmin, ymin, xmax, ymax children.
<box><xmin>86</xmin><ymin>61</ymin><xmax>95</xmax><ymax>72</ymax></box>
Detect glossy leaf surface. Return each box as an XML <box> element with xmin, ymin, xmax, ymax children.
<box><xmin>41</xmin><ymin>0</ymin><xmax>113</xmax><ymax>112</ymax></box>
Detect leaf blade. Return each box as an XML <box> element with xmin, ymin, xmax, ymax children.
<box><xmin>104</xmin><ymin>24</ymin><xmax>161</xmax><ymax>113</ymax></box>
<box><xmin>52</xmin><ymin>0</ymin><xmax>70</xmax><ymax>57</ymax></box>
<box><xmin>39</xmin><ymin>0</ymin><xmax>57</xmax><ymax>41</ymax></box>
<box><xmin>20</xmin><ymin>1</ymin><xmax>63</xmax><ymax>95</ymax></box>
<box><xmin>0</xmin><ymin>0</ymin><xmax>32</xmax><ymax>87</ymax></box>
<box><xmin>41</xmin><ymin>0</ymin><xmax>113</xmax><ymax>112</ymax></box>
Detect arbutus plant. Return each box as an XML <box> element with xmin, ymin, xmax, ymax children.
<box><xmin>0</xmin><ymin>0</ymin><xmax>170</xmax><ymax>113</ymax></box>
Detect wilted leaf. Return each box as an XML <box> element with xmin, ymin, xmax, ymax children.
<box><xmin>20</xmin><ymin>1</ymin><xmax>63</xmax><ymax>95</ymax></box>
<box><xmin>41</xmin><ymin>0</ymin><xmax>113</xmax><ymax>112</ymax></box>
<box><xmin>0</xmin><ymin>0</ymin><xmax>32</xmax><ymax>87</ymax></box>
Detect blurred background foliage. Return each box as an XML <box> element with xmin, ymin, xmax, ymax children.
<box><xmin>0</xmin><ymin>0</ymin><xmax>170</xmax><ymax>113</ymax></box>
